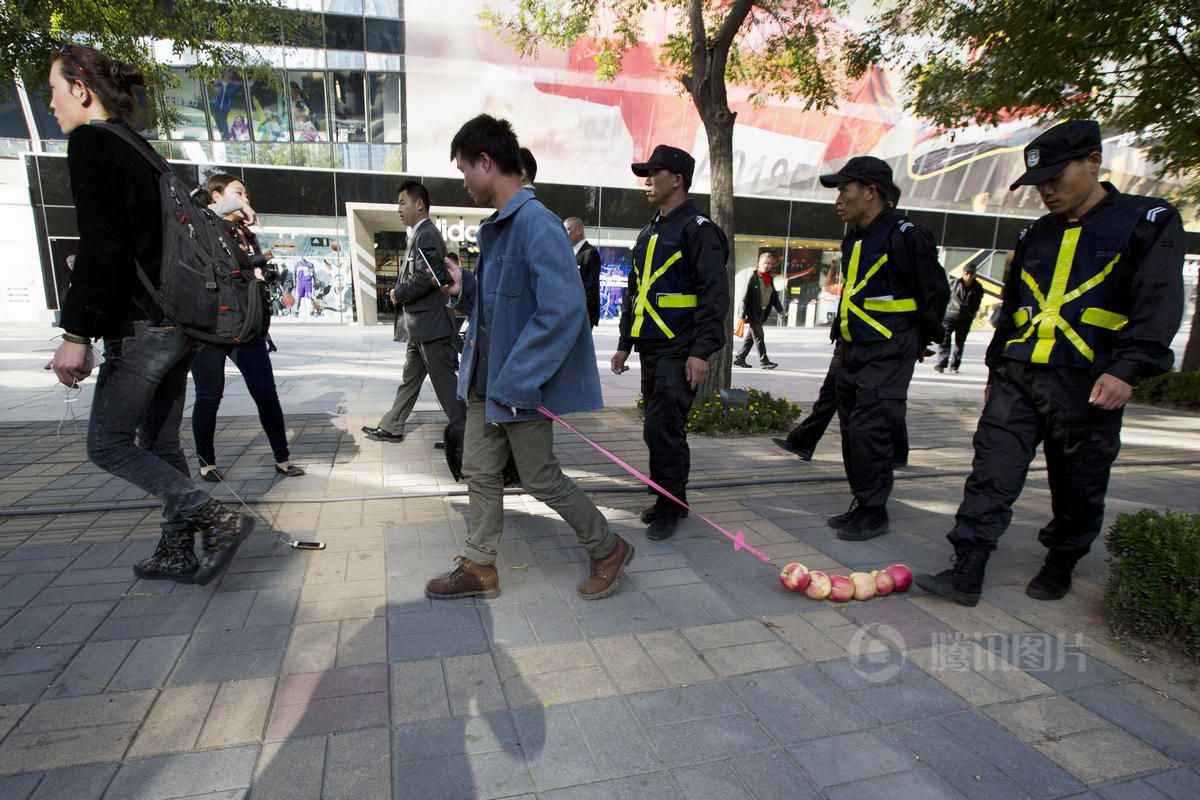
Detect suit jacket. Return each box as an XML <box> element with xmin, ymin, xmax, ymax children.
<box><xmin>392</xmin><ymin>218</ymin><xmax>455</xmax><ymax>343</ymax></box>
<box><xmin>576</xmin><ymin>240</ymin><xmax>601</xmax><ymax>327</ymax></box>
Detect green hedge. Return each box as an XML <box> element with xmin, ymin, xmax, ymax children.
<box><xmin>638</xmin><ymin>388</ymin><xmax>802</xmax><ymax>436</ymax></box>
<box><xmin>1105</xmin><ymin>509</ymin><xmax>1200</xmax><ymax>661</ymax></box>
<box><xmin>1132</xmin><ymin>371</ymin><xmax>1200</xmax><ymax>410</ymax></box>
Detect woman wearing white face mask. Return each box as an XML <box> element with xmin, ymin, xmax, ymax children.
<box><xmin>189</xmin><ymin>173</ymin><xmax>304</xmax><ymax>483</ymax></box>
<box><xmin>45</xmin><ymin>44</ymin><xmax>252</xmax><ymax>586</ymax></box>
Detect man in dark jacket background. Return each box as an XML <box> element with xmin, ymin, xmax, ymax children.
<box><xmin>565</xmin><ymin>217</ymin><xmax>601</xmax><ymax>327</ymax></box>
<box><xmin>935</xmin><ymin>263</ymin><xmax>985</xmax><ymax>373</ymax></box>
<box><xmin>734</xmin><ymin>251</ymin><xmax>783</xmax><ymax>369</ymax></box>
<box><xmin>362</xmin><ymin>180</ymin><xmax>465</xmax><ymax>444</ymax></box>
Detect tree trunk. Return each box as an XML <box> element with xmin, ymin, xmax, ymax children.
<box><xmin>1182</xmin><ymin>320</ymin><xmax>1199</xmax><ymax>372</ymax></box>
<box><xmin>698</xmin><ymin>108</ymin><xmax>737</xmax><ymax>394</ymax></box>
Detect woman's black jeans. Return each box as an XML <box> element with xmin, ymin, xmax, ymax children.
<box><xmin>190</xmin><ymin>339</ymin><xmax>291</xmax><ymax>466</ymax></box>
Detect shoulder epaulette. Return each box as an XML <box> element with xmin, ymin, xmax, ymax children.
<box><xmin>1145</xmin><ymin>206</ymin><xmax>1170</xmax><ymax>223</ymax></box>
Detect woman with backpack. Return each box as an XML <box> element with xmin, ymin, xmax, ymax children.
<box><xmin>190</xmin><ymin>173</ymin><xmax>305</xmax><ymax>482</ymax></box>
<box><xmin>44</xmin><ymin>44</ymin><xmax>252</xmax><ymax>585</ymax></box>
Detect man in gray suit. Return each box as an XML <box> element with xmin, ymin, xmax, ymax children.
<box><xmin>363</xmin><ymin>181</ymin><xmax>466</xmax><ymax>443</ymax></box>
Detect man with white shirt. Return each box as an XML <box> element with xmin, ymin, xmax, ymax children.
<box><xmin>362</xmin><ymin>181</ymin><xmax>465</xmax><ymax>443</ymax></box>
<box><xmin>565</xmin><ymin>217</ymin><xmax>601</xmax><ymax>327</ymax></box>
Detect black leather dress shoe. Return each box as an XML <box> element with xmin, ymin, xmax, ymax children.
<box><xmin>362</xmin><ymin>426</ymin><xmax>405</xmax><ymax>443</ymax></box>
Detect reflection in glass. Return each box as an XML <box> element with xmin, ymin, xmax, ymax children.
<box><xmin>329</xmin><ymin>71</ymin><xmax>367</xmax><ymax>142</ymax></box>
<box><xmin>287</xmin><ymin>71</ymin><xmax>327</xmax><ymax>142</ymax></box>
<box><xmin>165</xmin><ymin>68</ymin><xmax>210</xmax><ymax>140</ymax></box>
<box><xmin>365</xmin><ymin>18</ymin><xmax>403</xmax><ymax>54</ymax></box>
<box><xmin>249</xmin><ymin>72</ymin><xmax>291</xmax><ymax>142</ymax></box>
<box><xmin>0</xmin><ymin>84</ymin><xmax>30</xmax><ymax>139</ymax></box>
<box><xmin>209</xmin><ymin>71</ymin><xmax>249</xmax><ymax>140</ymax></box>
<box><xmin>324</xmin><ymin>13</ymin><xmax>365</xmax><ymax>51</ymax></box>
<box><xmin>368</xmin><ymin>73</ymin><xmax>403</xmax><ymax>144</ymax></box>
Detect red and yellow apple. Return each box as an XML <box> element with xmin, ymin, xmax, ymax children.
<box><xmin>873</xmin><ymin>569</ymin><xmax>896</xmax><ymax>596</ymax></box>
<box><xmin>804</xmin><ymin>570</ymin><xmax>832</xmax><ymax>600</ymax></box>
<box><xmin>779</xmin><ymin>562</ymin><xmax>811</xmax><ymax>592</ymax></box>
<box><xmin>884</xmin><ymin>564</ymin><xmax>914</xmax><ymax>592</ymax></box>
<box><xmin>849</xmin><ymin>571</ymin><xmax>877</xmax><ymax>601</ymax></box>
<box><xmin>828</xmin><ymin>574</ymin><xmax>854</xmax><ymax>602</ymax></box>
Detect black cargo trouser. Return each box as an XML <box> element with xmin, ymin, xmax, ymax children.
<box><xmin>640</xmin><ymin>347</ymin><xmax>697</xmax><ymax>518</ymax></box>
<box><xmin>835</xmin><ymin>327</ymin><xmax>920</xmax><ymax>506</ymax></box>
<box><xmin>951</xmin><ymin>360</ymin><xmax>1123</xmax><ymax>552</ymax></box>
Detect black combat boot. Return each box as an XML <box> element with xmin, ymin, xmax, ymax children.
<box><xmin>190</xmin><ymin>500</ymin><xmax>256</xmax><ymax>586</ymax></box>
<box><xmin>826</xmin><ymin>498</ymin><xmax>860</xmax><ymax>529</ymax></box>
<box><xmin>916</xmin><ymin>544</ymin><xmax>992</xmax><ymax>606</ymax></box>
<box><xmin>1026</xmin><ymin>547</ymin><xmax>1089</xmax><ymax>600</ymax></box>
<box><xmin>132</xmin><ymin>530</ymin><xmax>199</xmax><ymax>583</ymax></box>
<box><xmin>836</xmin><ymin>505</ymin><xmax>889</xmax><ymax>541</ymax></box>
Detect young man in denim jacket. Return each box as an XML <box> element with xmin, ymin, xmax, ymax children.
<box><xmin>425</xmin><ymin>115</ymin><xmax>634</xmax><ymax>601</ymax></box>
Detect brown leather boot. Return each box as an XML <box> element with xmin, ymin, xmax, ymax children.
<box><xmin>425</xmin><ymin>556</ymin><xmax>500</xmax><ymax>600</ymax></box>
<box><xmin>577</xmin><ymin>535</ymin><xmax>634</xmax><ymax>600</ymax></box>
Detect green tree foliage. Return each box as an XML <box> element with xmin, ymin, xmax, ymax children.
<box><xmin>851</xmin><ymin>1</ymin><xmax>1200</xmax><ymax>205</ymax></box>
<box><xmin>1</xmin><ymin>0</ymin><xmax>310</xmax><ymax>130</ymax></box>
<box><xmin>483</xmin><ymin>0</ymin><xmax>850</xmax><ymax>389</ymax></box>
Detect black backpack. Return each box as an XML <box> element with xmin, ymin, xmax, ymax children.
<box><xmin>95</xmin><ymin>122</ymin><xmax>264</xmax><ymax>346</ymax></box>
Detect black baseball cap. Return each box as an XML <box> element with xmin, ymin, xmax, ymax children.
<box><xmin>1009</xmin><ymin>120</ymin><xmax>1102</xmax><ymax>191</ymax></box>
<box><xmin>631</xmin><ymin>144</ymin><xmax>695</xmax><ymax>185</ymax></box>
<box><xmin>820</xmin><ymin>156</ymin><xmax>895</xmax><ymax>197</ymax></box>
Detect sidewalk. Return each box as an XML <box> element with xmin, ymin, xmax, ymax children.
<box><xmin>0</xmin><ymin>322</ymin><xmax>1197</xmax><ymax>799</ymax></box>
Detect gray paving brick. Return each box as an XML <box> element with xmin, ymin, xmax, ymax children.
<box><xmin>15</xmin><ymin>689</ymin><xmax>155</xmax><ymax>734</ymax></box>
<box><xmin>104</xmin><ymin>745</ymin><xmax>258</xmax><ymax>800</ymax></box>
<box><xmin>650</xmin><ymin>713</ymin><xmax>776</xmax><ymax>766</ymax></box>
<box><xmin>29</xmin><ymin>583</ymin><xmax>136</xmax><ymax>607</ymax></box>
<box><xmin>324</xmin><ymin>727</ymin><xmax>391</xmax><ymax>800</ymax></box>
<box><xmin>1144</xmin><ymin>768</ymin><xmax>1200</xmax><ymax>799</ymax></box>
<box><xmin>979</xmin><ymin>633</ymin><xmax>1126</xmax><ymax>692</ymax></box>
<box><xmin>1096</xmin><ymin>779</ymin><xmax>1170</xmax><ymax>800</ymax></box>
<box><xmin>168</xmin><ymin>649</ymin><xmax>284</xmax><ymax>685</ymax></box>
<box><xmin>29</xmin><ymin>762</ymin><xmax>118</xmax><ymax>800</ymax></box>
<box><xmin>628</xmin><ymin>682</ymin><xmax>741</xmax><ymax>727</ymax></box>
<box><xmin>771</xmin><ymin>664</ymin><xmax>879</xmax><ymax>735</ymax></box>
<box><xmin>336</xmin><ymin>616</ymin><xmax>387</xmax><ymax>666</ymax></box>
<box><xmin>0</xmin><ymin>703</ymin><xmax>29</xmax><ymax>740</ymax></box>
<box><xmin>390</xmin><ymin>659</ymin><xmax>450</xmax><ymax>724</ymax></box>
<box><xmin>1069</xmin><ymin>685</ymin><xmax>1200</xmax><ymax>762</ymax></box>
<box><xmin>108</xmin><ymin>635</ymin><xmax>188</xmax><ymax>691</ymax></box>
<box><xmin>91</xmin><ymin>612</ymin><xmax>200</xmax><ymax>642</ymax></box>
<box><xmin>788</xmin><ymin>730</ymin><xmax>917</xmax><ymax>789</ymax></box>
<box><xmin>444</xmin><ymin>653</ymin><xmax>506</xmax><ymax>717</ymax></box>
<box><xmin>647</xmin><ymin>583</ymin><xmax>748</xmax><ymax>627</ymax></box>
<box><xmin>522</xmin><ymin>601</ymin><xmax>586</xmax><ymax>645</ymax></box>
<box><xmin>885</xmin><ymin>719</ymin><xmax>1033</xmax><ymax>800</ymax></box>
<box><xmin>0</xmin><ymin>773</ymin><xmax>39</xmax><ymax>800</ymax></box>
<box><xmin>393</xmin><ymin>751</ymin><xmax>534</xmax><ymax>800</ymax></box>
<box><xmin>938</xmin><ymin>711</ymin><xmax>1085</xmax><ymax>797</ymax></box>
<box><xmin>0</xmin><ymin>605</ymin><xmax>67</xmax><ymax>648</ymax></box>
<box><xmin>37</xmin><ymin>602</ymin><xmax>114</xmax><ymax>646</ymax></box>
<box><xmin>577</xmin><ymin>606</ymin><xmax>674</xmax><ymax>638</ymax></box>
<box><xmin>671</xmin><ymin>761</ymin><xmax>754</xmax><ymax>799</ymax></box>
<box><xmin>0</xmin><ymin>644</ymin><xmax>74</xmax><ymax>677</ymax></box>
<box><xmin>252</xmin><ymin>736</ymin><xmax>326</xmax><ymax>800</ymax></box>
<box><xmin>193</xmin><ymin>590</ymin><xmax>257</xmax><ymax>632</ymax></box>
<box><xmin>848</xmin><ymin>672</ymin><xmax>969</xmax><ymax>725</ymax></box>
<box><xmin>48</xmin><ymin>566</ymin><xmax>132</xmax><ymax>588</ymax></box>
<box><xmin>727</xmin><ymin>673</ymin><xmax>829</xmax><ymax>744</ymax></box>
<box><xmin>0</xmin><ymin>574</ymin><xmax>56</xmax><ymax>608</ymax></box>
<box><xmin>513</xmin><ymin>705</ymin><xmax>599</xmax><ymax>790</ymax></box>
<box><xmin>69</xmin><ymin>542</ymin><xmax>130</xmax><ymax>570</ymax></box>
<box><xmin>730</xmin><ymin>749</ymin><xmax>823</xmax><ymax>800</ymax></box>
<box><xmin>244</xmin><ymin>588</ymin><xmax>299</xmax><ymax>629</ymax></box>
<box><xmin>108</xmin><ymin>594</ymin><xmax>208</xmax><ymax>618</ymax></box>
<box><xmin>570</xmin><ymin>696</ymin><xmax>661</xmax><ymax>778</ymax></box>
<box><xmin>128</xmin><ymin>683</ymin><xmax>217</xmax><ymax>758</ymax></box>
<box><xmin>282</xmin><ymin>621</ymin><xmax>339</xmax><ymax>675</ymax></box>
<box><xmin>0</xmin><ymin>557</ymin><xmax>74</xmax><ymax>576</ymax></box>
<box><xmin>393</xmin><ymin>712</ymin><xmax>519</xmax><ymax>763</ymax></box>
<box><xmin>823</xmin><ymin>767</ymin><xmax>960</xmax><ymax>800</ymax></box>
<box><xmin>539</xmin><ymin>773</ymin><xmax>679</xmax><ymax>800</ymax></box>
<box><xmin>184</xmin><ymin>625</ymin><xmax>291</xmax><ymax>656</ymax></box>
<box><xmin>197</xmin><ymin>677</ymin><xmax>274</xmax><ymax>749</ymax></box>
<box><xmin>43</xmin><ymin>639</ymin><xmax>134</xmax><ymax>698</ymax></box>
<box><xmin>0</xmin><ymin>722</ymin><xmax>140</xmax><ymax>775</ymax></box>
<box><xmin>0</xmin><ymin>671</ymin><xmax>57</xmax><ymax>704</ymax></box>
<box><xmin>816</xmin><ymin>650</ymin><xmax>921</xmax><ymax>691</ymax></box>
<box><xmin>389</xmin><ymin>626</ymin><xmax>490</xmax><ymax>661</ymax></box>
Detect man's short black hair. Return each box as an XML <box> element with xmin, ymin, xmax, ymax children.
<box><xmin>397</xmin><ymin>180</ymin><xmax>430</xmax><ymax>211</ymax></box>
<box><xmin>446</xmin><ymin>251</ymin><xmax>461</xmax><ymax>265</ymax></box>
<box><xmin>450</xmin><ymin>115</ymin><xmax>522</xmax><ymax>176</ymax></box>
<box><xmin>519</xmin><ymin>147</ymin><xmax>538</xmax><ymax>184</ymax></box>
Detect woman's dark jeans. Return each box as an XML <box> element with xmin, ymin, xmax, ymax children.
<box><xmin>87</xmin><ymin>322</ymin><xmax>210</xmax><ymax>535</ymax></box>
<box><xmin>191</xmin><ymin>339</ymin><xmax>291</xmax><ymax>466</ymax></box>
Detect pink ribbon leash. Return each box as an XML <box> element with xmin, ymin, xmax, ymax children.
<box><xmin>537</xmin><ymin>406</ymin><xmax>772</xmax><ymax>564</ymax></box>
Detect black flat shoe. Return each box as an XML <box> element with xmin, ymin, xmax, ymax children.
<box><xmin>275</xmin><ymin>463</ymin><xmax>305</xmax><ymax>477</ymax></box>
<box><xmin>647</xmin><ymin>514</ymin><xmax>680</xmax><ymax>541</ymax></box>
<box><xmin>199</xmin><ymin>467</ymin><xmax>223</xmax><ymax>483</ymax></box>
<box><xmin>639</xmin><ymin>505</ymin><xmax>690</xmax><ymax>524</ymax></box>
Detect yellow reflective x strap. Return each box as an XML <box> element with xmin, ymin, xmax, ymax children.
<box><xmin>839</xmin><ymin>242</ymin><xmax>894</xmax><ymax>340</ymax></box>
<box><xmin>631</xmin><ymin>234</ymin><xmax>683</xmax><ymax>339</ymax></box>
<box><xmin>1006</xmin><ymin>227</ymin><xmax>1122</xmax><ymax>363</ymax></box>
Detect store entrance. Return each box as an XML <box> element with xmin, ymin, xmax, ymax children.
<box><xmin>346</xmin><ymin>204</ymin><xmax>487</xmax><ymax>327</ymax></box>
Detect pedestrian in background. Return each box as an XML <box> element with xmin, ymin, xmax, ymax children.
<box><xmin>734</xmin><ymin>251</ymin><xmax>783</xmax><ymax>369</ymax></box>
<box><xmin>935</xmin><ymin>263</ymin><xmax>985</xmax><ymax>373</ymax></box>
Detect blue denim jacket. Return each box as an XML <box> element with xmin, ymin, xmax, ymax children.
<box><xmin>456</xmin><ymin>188</ymin><xmax>603</xmax><ymax>423</ymax></box>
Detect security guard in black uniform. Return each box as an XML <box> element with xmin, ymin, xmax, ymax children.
<box><xmin>918</xmin><ymin>121</ymin><xmax>1185</xmax><ymax>607</ymax></box>
<box><xmin>821</xmin><ymin>157</ymin><xmax>949</xmax><ymax>540</ymax></box>
<box><xmin>612</xmin><ymin>145</ymin><xmax>730</xmax><ymax>540</ymax></box>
